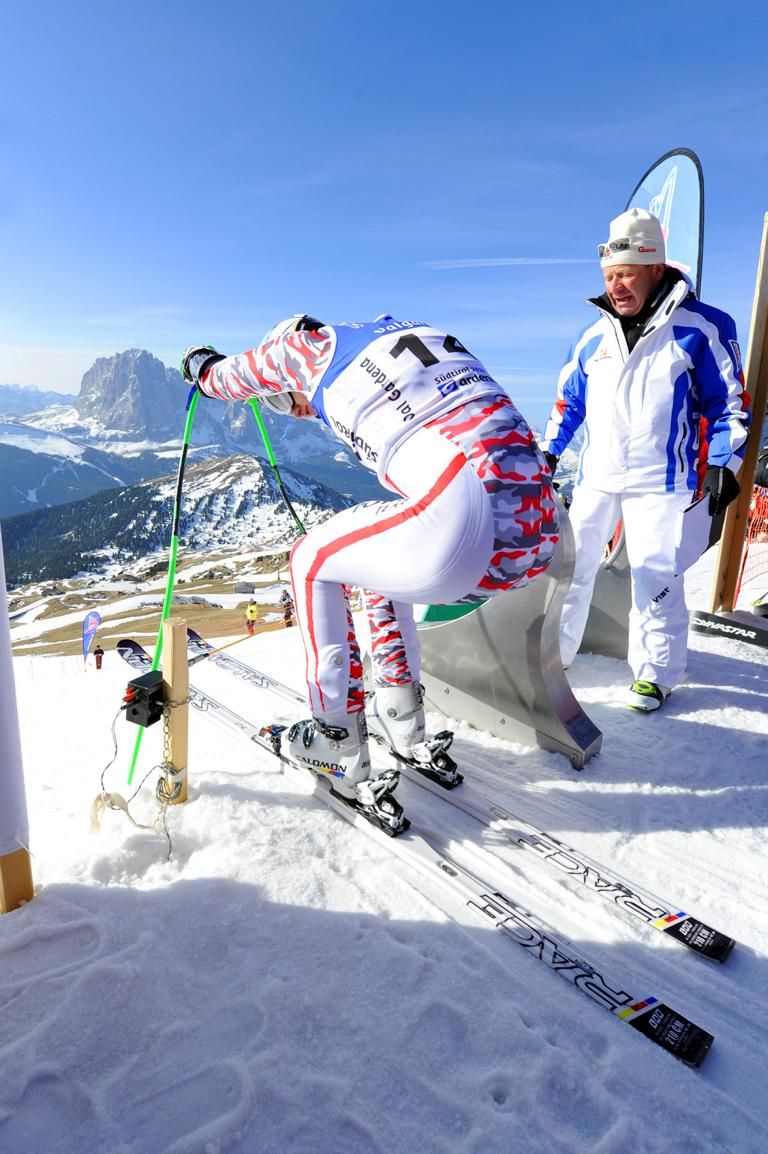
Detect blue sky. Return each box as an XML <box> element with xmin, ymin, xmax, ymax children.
<box><xmin>2</xmin><ymin>0</ymin><xmax>768</xmax><ymax>431</ymax></box>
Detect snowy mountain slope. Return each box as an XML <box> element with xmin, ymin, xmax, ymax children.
<box><xmin>2</xmin><ymin>453</ymin><xmax>351</xmax><ymax>587</ymax></box>
<box><xmin>0</xmin><ymin>422</ymin><xmax>172</xmax><ymax>518</ymax></box>
<box><xmin>1</xmin><ymin>350</ymin><xmax>383</xmax><ymax>517</ymax></box>
<box><xmin>0</xmin><ymin>383</ymin><xmax>71</xmax><ymax>416</ymax></box>
<box><xmin>2</xmin><ymin>547</ymin><xmax>768</xmax><ymax>1152</ymax></box>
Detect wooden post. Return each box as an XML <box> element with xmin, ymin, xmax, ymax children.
<box><xmin>0</xmin><ymin>849</ymin><xmax>34</xmax><ymax>915</ymax></box>
<box><xmin>0</xmin><ymin>527</ymin><xmax>34</xmax><ymax>913</ymax></box>
<box><xmin>710</xmin><ymin>213</ymin><xmax>768</xmax><ymax>611</ymax></box>
<box><xmin>162</xmin><ymin>618</ymin><xmax>189</xmax><ymax>805</ymax></box>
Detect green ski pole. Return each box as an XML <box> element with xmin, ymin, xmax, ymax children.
<box><xmin>126</xmin><ymin>389</ymin><xmax>200</xmax><ymax>785</ymax></box>
<box><xmin>247</xmin><ymin>398</ymin><xmax>306</xmax><ymax>535</ymax></box>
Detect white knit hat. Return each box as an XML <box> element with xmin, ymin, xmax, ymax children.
<box><xmin>598</xmin><ymin>208</ymin><xmax>666</xmax><ymax>267</ymax></box>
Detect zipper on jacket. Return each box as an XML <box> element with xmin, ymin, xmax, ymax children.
<box><xmin>676</xmin><ymin>420</ymin><xmax>688</xmax><ymax>474</ymax></box>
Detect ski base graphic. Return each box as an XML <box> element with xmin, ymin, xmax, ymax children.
<box><xmin>689</xmin><ymin>609</ymin><xmax>768</xmax><ymax>650</ymax></box>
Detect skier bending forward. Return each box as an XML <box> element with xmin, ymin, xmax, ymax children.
<box><xmin>181</xmin><ymin>316</ymin><xmax>559</xmax><ymax>835</ymax></box>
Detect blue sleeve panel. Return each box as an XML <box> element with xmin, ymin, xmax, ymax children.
<box><xmin>664</xmin><ymin>366</ymin><xmax>700</xmax><ymax>490</ymax></box>
<box><xmin>672</xmin><ymin>305</ymin><xmax>751</xmax><ymax>470</ymax></box>
<box><xmin>541</xmin><ymin>330</ymin><xmax>602</xmax><ymax>456</ymax></box>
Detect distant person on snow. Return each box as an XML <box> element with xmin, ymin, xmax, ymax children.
<box><xmin>280</xmin><ymin>589</ymin><xmax>294</xmax><ymax>628</ymax></box>
<box><xmin>245</xmin><ymin>600</ymin><xmax>259</xmax><ymax>636</ymax></box>
<box><xmin>93</xmin><ymin>644</ymin><xmax>104</xmax><ymax>671</ymax></box>
<box><xmin>181</xmin><ymin>315</ymin><xmax>559</xmax><ymax>835</ymax></box>
<box><xmin>539</xmin><ymin>208</ymin><xmax>751</xmax><ymax>712</ymax></box>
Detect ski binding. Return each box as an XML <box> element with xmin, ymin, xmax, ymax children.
<box><xmin>373</xmin><ymin>728</ymin><xmax>463</xmax><ymax>789</ymax></box>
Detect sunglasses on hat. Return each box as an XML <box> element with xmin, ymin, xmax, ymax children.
<box><xmin>598</xmin><ymin>237</ymin><xmax>660</xmax><ymax>258</ymax></box>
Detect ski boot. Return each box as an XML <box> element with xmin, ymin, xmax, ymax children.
<box><xmin>626</xmin><ymin>680</ymin><xmax>671</xmax><ymax>712</ymax></box>
<box><xmin>285</xmin><ymin>711</ymin><xmax>371</xmax><ymax>784</ymax></box>
<box><xmin>284</xmin><ymin>713</ymin><xmax>409</xmax><ymax>837</ymax></box>
<box><xmin>367</xmin><ymin>682</ymin><xmax>463</xmax><ymax>789</ymax></box>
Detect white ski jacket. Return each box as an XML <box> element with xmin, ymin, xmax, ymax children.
<box><xmin>540</xmin><ymin>277</ymin><xmax>751</xmax><ymax>494</ymax></box>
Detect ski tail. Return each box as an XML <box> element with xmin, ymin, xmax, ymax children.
<box><xmin>689</xmin><ymin>609</ymin><xmax>768</xmax><ymax>650</ymax></box>
<box><xmin>117</xmin><ymin>639</ymin><xmax>153</xmax><ymax>670</ymax></box>
<box><xmin>618</xmin><ymin>997</ymin><xmax>713</xmax><ymax>1067</ymax></box>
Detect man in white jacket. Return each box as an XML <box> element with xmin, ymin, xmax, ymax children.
<box><xmin>540</xmin><ymin>208</ymin><xmax>751</xmax><ymax>711</ymax></box>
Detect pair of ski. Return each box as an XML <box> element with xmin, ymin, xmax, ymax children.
<box><xmin>117</xmin><ymin>633</ymin><xmax>725</xmax><ymax>1067</ymax></box>
<box><xmin>184</xmin><ymin>629</ymin><xmax>734</xmax><ymax>966</ymax></box>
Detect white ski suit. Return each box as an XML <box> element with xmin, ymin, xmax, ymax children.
<box><xmin>540</xmin><ymin>275</ymin><xmax>750</xmax><ymax>685</ymax></box>
<box><xmin>198</xmin><ymin>316</ymin><xmax>559</xmax><ymax>719</ymax></box>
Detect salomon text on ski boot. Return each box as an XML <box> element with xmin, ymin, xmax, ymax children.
<box><xmin>367</xmin><ymin>682</ymin><xmax>462</xmax><ymax>789</ymax></box>
<box><xmin>285</xmin><ymin>712</ymin><xmax>410</xmax><ymax>836</ymax></box>
<box><xmin>286</xmin><ymin>711</ymin><xmax>371</xmax><ymax>785</ymax></box>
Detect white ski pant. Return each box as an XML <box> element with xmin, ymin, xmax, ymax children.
<box><xmin>560</xmin><ymin>486</ymin><xmax>692</xmax><ymax>687</ymax></box>
<box><xmin>290</xmin><ymin>426</ymin><xmax>497</xmax><ymax>719</ymax></box>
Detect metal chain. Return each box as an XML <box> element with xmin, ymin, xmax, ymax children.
<box><xmin>162</xmin><ymin>703</ymin><xmax>172</xmax><ymax>769</ymax></box>
<box><xmin>155</xmin><ymin>698</ymin><xmax>189</xmax><ymax>805</ymax></box>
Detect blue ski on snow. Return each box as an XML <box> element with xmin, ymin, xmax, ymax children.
<box><xmin>117</xmin><ymin>636</ymin><xmax>715</xmax><ymax>1067</ymax></box>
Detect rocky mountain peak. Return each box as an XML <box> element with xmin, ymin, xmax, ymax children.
<box><xmin>8</xmin><ymin>348</ymin><xmax>382</xmax><ymax>514</ymax></box>
<box><xmin>75</xmin><ymin>349</ymin><xmax>185</xmax><ymax>437</ymax></box>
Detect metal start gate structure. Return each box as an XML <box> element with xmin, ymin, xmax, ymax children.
<box><xmin>415</xmin><ymin>501</ymin><xmax>602</xmax><ymax>769</ymax></box>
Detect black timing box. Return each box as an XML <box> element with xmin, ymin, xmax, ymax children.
<box><xmin>125</xmin><ymin>669</ymin><xmax>164</xmax><ymax>728</ymax></box>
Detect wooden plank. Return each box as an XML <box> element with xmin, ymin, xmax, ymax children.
<box><xmin>710</xmin><ymin>213</ymin><xmax>768</xmax><ymax>611</ymax></box>
<box><xmin>0</xmin><ymin>847</ymin><xmax>34</xmax><ymax>914</ymax></box>
<box><xmin>162</xmin><ymin>618</ymin><xmax>189</xmax><ymax>805</ymax></box>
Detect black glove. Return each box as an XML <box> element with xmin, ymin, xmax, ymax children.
<box><xmin>702</xmin><ymin>465</ymin><xmax>740</xmax><ymax>516</ymax></box>
<box><xmin>543</xmin><ymin>452</ymin><xmax>559</xmax><ymax>477</ymax></box>
<box><xmin>179</xmin><ymin>345</ymin><xmax>226</xmax><ymax>386</ymax></box>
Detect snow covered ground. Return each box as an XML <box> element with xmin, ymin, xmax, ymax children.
<box><xmin>2</xmin><ymin>551</ymin><xmax>768</xmax><ymax>1154</ymax></box>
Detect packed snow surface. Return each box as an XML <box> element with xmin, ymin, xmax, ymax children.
<box><xmin>2</xmin><ymin>550</ymin><xmax>768</xmax><ymax>1153</ymax></box>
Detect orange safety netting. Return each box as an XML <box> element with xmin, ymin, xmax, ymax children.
<box><xmin>735</xmin><ymin>485</ymin><xmax>768</xmax><ymax>602</ymax></box>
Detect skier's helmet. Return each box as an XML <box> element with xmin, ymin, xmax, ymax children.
<box><xmin>258</xmin><ymin>315</ymin><xmax>326</xmax><ymax>416</ymax></box>
<box><xmin>264</xmin><ymin>314</ymin><xmax>325</xmax><ymax>341</ymax></box>
<box><xmin>259</xmin><ymin>391</ymin><xmax>295</xmax><ymax>416</ymax></box>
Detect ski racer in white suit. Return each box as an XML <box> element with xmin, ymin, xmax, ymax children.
<box><xmin>539</xmin><ymin>209</ymin><xmax>751</xmax><ymax>711</ymax></box>
<box><xmin>181</xmin><ymin>316</ymin><xmax>559</xmax><ymax>833</ymax></box>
